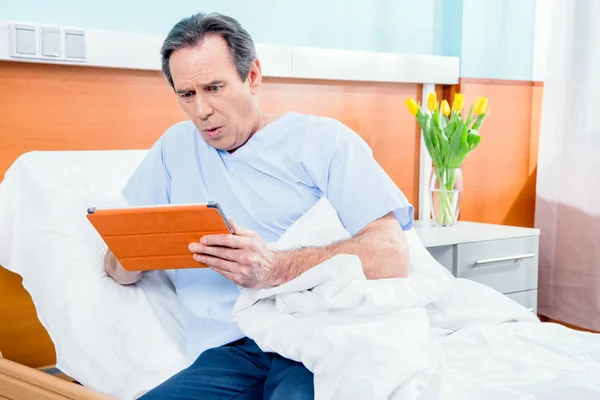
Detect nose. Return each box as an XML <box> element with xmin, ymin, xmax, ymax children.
<box><xmin>195</xmin><ymin>93</ymin><xmax>214</xmax><ymax>120</ymax></box>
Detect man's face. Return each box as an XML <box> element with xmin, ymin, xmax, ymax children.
<box><xmin>169</xmin><ymin>35</ymin><xmax>262</xmax><ymax>151</ymax></box>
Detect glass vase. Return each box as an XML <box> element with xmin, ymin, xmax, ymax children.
<box><xmin>429</xmin><ymin>167</ymin><xmax>463</xmax><ymax>226</ymax></box>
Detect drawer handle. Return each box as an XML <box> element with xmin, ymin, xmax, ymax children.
<box><xmin>474</xmin><ymin>253</ymin><xmax>535</xmax><ymax>267</ymax></box>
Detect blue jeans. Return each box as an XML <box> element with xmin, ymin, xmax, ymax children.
<box><xmin>140</xmin><ymin>338</ymin><xmax>314</xmax><ymax>400</ymax></box>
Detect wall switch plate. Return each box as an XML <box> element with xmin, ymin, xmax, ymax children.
<box><xmin>7</xmin><ymin>23</ymin><xmax>86</xmax><ymax>64</ymax></box>
<box><xmin>9</xmin><ymin>24</ymin><xmax>38</xmax><ymax>59</ymax></box>
<box><xmin>41</xmin><ymin>27</ymin><xmax>63</xmax><ymax>58</ymax></box>
<box><xmin>65</xmin><ymin>29</ymin><xmax>86</xmax><ymax>61</ymax></box>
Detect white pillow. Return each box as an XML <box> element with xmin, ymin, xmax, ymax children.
<box><xmin>0</xmin><ymin>150</ymin><xmax>188</xmax><ymax>399</ymax></box>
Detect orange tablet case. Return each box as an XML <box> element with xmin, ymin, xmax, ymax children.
<box><xmin>86</xmin><ymin>202</ymin><xmax>234</xmax><ymax>271</ymax></box>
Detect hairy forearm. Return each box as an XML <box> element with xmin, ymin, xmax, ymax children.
<box><xmin>104</xmin><ymin>250</ymin><xmax>143</xmax><ymax>285</ymax></box>
<box><xmin>271</xmin><ymin>214</ymin><xmax>410</xmax><ymax>285</ymax></box>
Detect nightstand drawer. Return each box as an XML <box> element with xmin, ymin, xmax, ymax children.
<box><xmin>456</xmin><ymin>236</ymin><xmax>538</xmax><ymax>293</ymax></box>
<box><xmin>505</xmin><ymin>289</ymin><xmax>538</xmax><ymax>313</ymax></box>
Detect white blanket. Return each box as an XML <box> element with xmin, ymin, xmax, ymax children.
<box><xmin>233</xmin><ymin>199</ymin><xmax>600</xmax><ymax>400</ymax></box>
<box><xmin>3</xmin><ymin>151</ymin><xmax>600</xmax><ymax>399</ymax></box>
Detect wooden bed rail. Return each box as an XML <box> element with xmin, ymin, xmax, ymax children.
<box><xmin>0</xmin><ymin>357</ymin><xmax>114</xmax><ymax>399</ymax></box>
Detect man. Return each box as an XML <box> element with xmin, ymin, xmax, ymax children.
<box><xmin>104</xmin><ymin>12</ymin><xmax>414</xmax><ymax>400</ymax></box>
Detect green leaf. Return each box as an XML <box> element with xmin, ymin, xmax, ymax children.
<box><xmin>471</xmin><ymin>109</ymin><xmax>490</xmax><ymax>131</ymax></box>
<box><xmin>421</xmin><ymin>119</ymin><xmax>442</xmax><ymax>167</ymax></box>
<box><xmin>454</xmin><ymin>127</ymin><xmax>470</xmax><ymax>168</ymax></box>
<box><xmin>447</xmin><ymin>111</ymin><xmax>459</xmax><ymax>135</ymax></box>
<box><xmin>432</xmin><ymin>109</ymin><xmax>440</xmax><ymax>131</ymax></box>
<box><xmin>465</xmin><ymin>104</ymin><xmax>474</xmax><ymax>126</ymax></box>
<box><xmin>467</xmin><ymin>131</ymin><xmax>482</xmax><ymax>152</ymax></box>
<box><xmin>449</xmin><ymin>120</ymin><xmax>464</xmax><ymax>166</ymax></box>
<box><xmin>473</xmin><ymin>134</ymin><xmax>482</xmax><ymax>148</ymax></box>
<box><xmin>439</xmin><ymin>110</ymin><xmax>448</xmax><ymax>132</ymax></box>
<box><xmin>451</xmin><ymin>113</ymin><xmax>470</xmax><ymax>168</ymax></box>
<box><xmin>423</xmin><ymin>133</ymin><xmax>437</xmax><ymax>165</ymax></box>
<box><xmin>429</xmin><ymin>125</ymin><xmax>442</xmax><ymax>162</ymax></box>
<box><xmin>432</xmin><ymin>121</ymin><xmax>450</xmax><ymax>167</ymax></box>
<box><xmin>416</xmin><ymin>111</ymin><xmax>430</xmax><ymax>132</ymax></box>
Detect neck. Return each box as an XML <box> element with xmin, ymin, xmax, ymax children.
<box><xmin>228</xmin><ymin>110</ymin><xmax>277</xmax><ymax>153</ymax></box>
<box><xmin>252</xmin><ymin>110</ymin><xmax>276</xmax><ymax>134</ymax></box>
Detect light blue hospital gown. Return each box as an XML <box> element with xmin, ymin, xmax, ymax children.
<box><xmin>122</xmin><ymin>111</ymin><xmax>414</xmax><ymax>362</ymax></box>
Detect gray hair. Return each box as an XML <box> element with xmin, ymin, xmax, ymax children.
<box><xmin>160</xmin><ymin>12</ymin><xmax>257</xmax><ymax>89</ymax></box>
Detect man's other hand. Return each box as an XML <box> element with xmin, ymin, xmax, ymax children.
<box><xmin>104</xmin><ymin>250</ymin><xmax>144</xmax><ymax>285</ymax></box>
<box><xmin>188</xmin><ymin>220</ymin><xmax>278</xmax><ymax>289</ymax></box>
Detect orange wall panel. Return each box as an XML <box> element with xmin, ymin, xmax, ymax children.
<box><xmin>0</xmin><ymin>268</ymin><xmax>56</xmax><ymax>368</ymax></box>
<box><xmin>0</xmin><ymin>62</ymin><xmax>186</xmax><ymax>181</ymax></box>
<box><xmin>457</xmin><ymin>79</ymin><xmax>541</xmax><ymax>227</ymax></box>
<box><xmin>0</xmin><ymin>62</ymin><xmax>421</xmax><ymax>204</ymax></box>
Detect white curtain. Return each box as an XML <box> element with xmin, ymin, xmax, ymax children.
<box><xmin>535</xmin><ymin>0</ymin><xmax>600</xmax><ymax>330</ymax></box>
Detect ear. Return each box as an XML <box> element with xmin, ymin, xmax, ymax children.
<box><xmin>247</xmin><ymin>59</ymin><xmax>263</xmax><ymax>95</ymax></box>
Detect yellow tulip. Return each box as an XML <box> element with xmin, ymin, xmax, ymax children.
<box><xmin>441</xmin><ymin>99</ymin><xmax>451</xmax><ymax>116</ymax></box>
<box><xmin>474</xmin><ymin>96</ymin><xmax>489</xmax><ymax>114</ymax></box>
<box><xmin>405</xmin><ymin>98</ymin><xmax>420</xmax><ymax>116</ymax></box>
<box><xmin>452</xmin><ymin>93</ymin><xmax>465</xmax><ymax>112</ymax></box>
<box><xmin>427</xmin><ymin>92</ymin><xmax>437</xmax><ymax>112</ymax></box>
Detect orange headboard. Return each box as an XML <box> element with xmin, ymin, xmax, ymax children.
<box><xmin>0</xmin><ymin>60</ymin><xmax>422</xmax><ymax>367</ymax></box>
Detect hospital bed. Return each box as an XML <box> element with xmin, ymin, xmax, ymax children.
<box><xmin>3</xmin><ymin>150</ymin><xmax>600</xmax><ymax>400</ymax></box>
<box><xmin>2</xmin><ymin>61</ymin><xmax>600</xmax><ymax>400</ymax></box>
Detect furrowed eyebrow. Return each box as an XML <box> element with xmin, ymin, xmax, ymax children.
<box><xmin>203</xmin><ymin>80</ymin><xmax>225</xmax><ymax>88</ymax></box>
<box><xmin>175</xmin><ymin>81</ymin><xmax>224</xmax><ymax>94</ymax></box>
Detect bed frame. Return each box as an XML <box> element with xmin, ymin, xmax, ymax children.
<box><xmin>0</xmin><ymin>60</ymin><xmax>425</xmax><ymax>398</ymax></box>
<box><xmin>0</xmin><ymin>357</ymin><xmax>113</xmax><ymax>399</ymax></box>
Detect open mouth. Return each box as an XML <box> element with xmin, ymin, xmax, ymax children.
<box><xmin>204</xmin><ymin>126</ymin><xmax>223</xmax><ymax>138</ymax></box>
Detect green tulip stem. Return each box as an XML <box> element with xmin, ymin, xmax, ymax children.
<box><xmin>434</xmin><ymin>168</ymin><xmax>458</xmax><ymax>226</ymax></box>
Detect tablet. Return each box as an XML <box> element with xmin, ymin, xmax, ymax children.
<box><xmin>86</xmin><ymin>201</ymin><xmax>234</xmax><ymax>271</ymax></box>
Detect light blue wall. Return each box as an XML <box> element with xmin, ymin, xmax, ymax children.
<box><xmin>0</xmin><ymin>0</ymin><xmax>438</xmax><ymax>55</ymax></box>
<box><xmin>433</xmin><ymin>0</ymin><xmax>464</xmax><ymax>58</ymax></box>
<box><xmin>0</xmin><ymin>0</ymin><xmax>539</xmax><ymax>81</ymax></box>
<box><xmin>460</xmin><ymin>0</ymin><xmax>537</xmax><ymax>80</ymax></box>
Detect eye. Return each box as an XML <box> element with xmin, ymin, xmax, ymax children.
<box><xmin>179</xmin><ymin>91</ymin><xmax>195</xmax><ymax>100</ymax></box>
<box><xmin>208</xmin><ymin>86</ymin><xmax>222</xmax><ymax>93</ymax></box>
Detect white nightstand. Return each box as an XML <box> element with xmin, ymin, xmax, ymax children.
<box><xmin>413</xmin><ymin>220</ymin><xmax>541</xmax><ymax>312</ymax></box>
